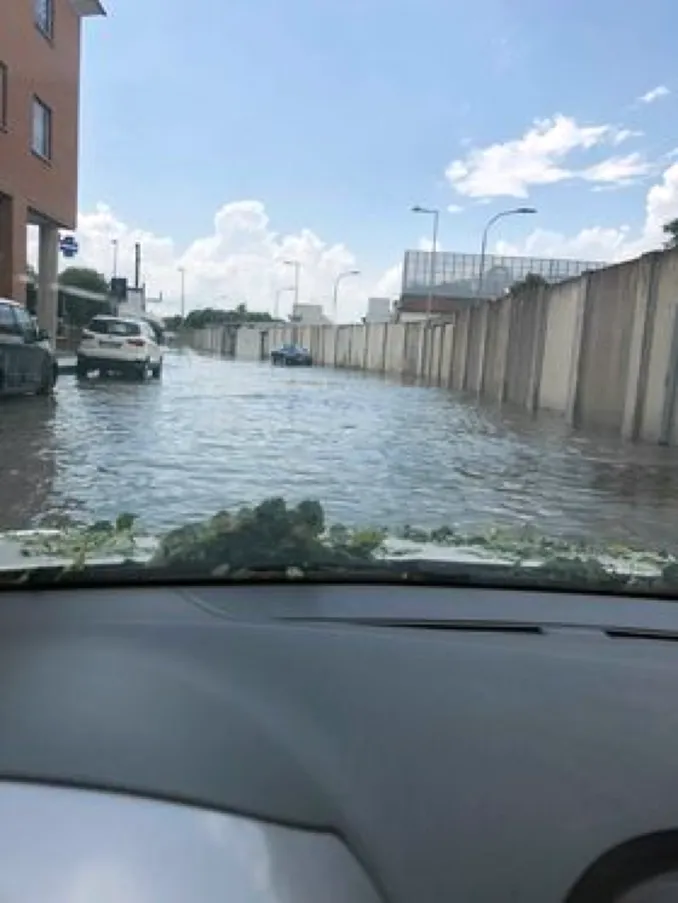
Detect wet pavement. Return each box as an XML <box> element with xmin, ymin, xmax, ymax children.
<box><xmin>2</xmin><ymin>348</ymin><xmax>678</xmax><ymax>548</ymax></box>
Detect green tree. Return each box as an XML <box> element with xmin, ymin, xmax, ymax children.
<box><xmin>58</xmin><ymin>269</ymin><xmax>113</xmax><ymax>327</ymax></box>
<box><xmin>59</xmin><ymin>267</ymin><xmax>110</xmax><ymax>295</ymax></box>
<box><xmin>663</xmin><ymin>218</ymin><xmax>678</xmax><ymax>249</ymax></box>
<box><xmin>183</xmin><ymin>305</ymin><xmax>274</xmax><ymax>329</ymax></box>
<box><xmin>510</xmin><ymin>272</ymin><xmax>548</xmax><ymax>293</ymax></box>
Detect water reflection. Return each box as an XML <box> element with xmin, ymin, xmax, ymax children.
<box><xmin>0</xmin><ymin>396</ymin><xmax>58</xmax><ymax>529</ymax></box>
<box><xmin>2</xmin><ymin>349</ymin><xmax>678</xmax><ymax>549</ymax></box>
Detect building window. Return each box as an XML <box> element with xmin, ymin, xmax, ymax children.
<box><xmin>32</xmin><ymin>97</ymin><xmax>52</xmax><ymax>160</ymax></box>
<box><xmin>35</xmin><ymin>0</ymin><xmax>54</xmax><ymax>38</ymax></box>
<box><xmin>0</xmin><ymin>63</ymin><xmax>7</xmax><ymax>131</ymax></box>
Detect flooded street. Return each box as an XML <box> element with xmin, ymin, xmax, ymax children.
<box><xmin>2</xmin><ymin>348</ymin><xmax>678</xmax><ymax>548</ymax></box>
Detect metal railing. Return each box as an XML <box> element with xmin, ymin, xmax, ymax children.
<box><xmin>402</xmin><ymin>250</ymin><xmax>606</xmax><ymax>300</ymax></box>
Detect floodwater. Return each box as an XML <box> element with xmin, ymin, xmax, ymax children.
<box><xmin>2</xmin><ymin>348</ymin><xmax>678</xmax><ymax>549</ymax></box>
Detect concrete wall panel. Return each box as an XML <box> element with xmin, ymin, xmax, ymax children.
<box><xmin>335</xmin><ymin>326</ymin><xmax>352</xmax><ymax>368</ymax></box>
<box><xmin>384</xmin><ymin>324</ymin><xmax>406</xmax><ymax>374</ymax></box>
<box><xmin>348</xmin><ymin>325</ymin><xmax>366</xmax><ymax>368</ymax></box>
<box><xmin>539</xmin><ymin>279</ymin><xmax>582</xmax><ymax>413</ymax></box>
<box><xmin>575</xmin><ymin>260</ymin><xmax>637</xmax><ymax>430</ymax></box>
<box><xmin>641</xmin><ymin>250</ymin><xmax>678</xmax><ymax>441</ymax></box>
<box><xmin>451</xmin><ymin>308</ymin><xmax>469</xmax><ymax>390</ymax></box>
<box><xmin>236</xmin><ymin>327</ymin><xmax>264</xmax><ymax>361</ymax></box>
<box><xmin>465</xmin><ymin>307</ymin><xmax>485</xmax><ymax>393</ymax></box>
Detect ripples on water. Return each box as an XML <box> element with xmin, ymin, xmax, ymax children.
<box><xmin>2</xmin><ymin>348</ymin><xmax>678</xmax><ymax>548</ymax></box>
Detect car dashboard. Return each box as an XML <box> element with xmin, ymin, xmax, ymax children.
<box><xmin>2</xmin><ymin>581</ymin><xmax>678</xmax><ymax>902</ymax></box>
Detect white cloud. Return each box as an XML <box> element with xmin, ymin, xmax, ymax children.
<box><xmin>445</xmin><ymin>114</ymin><xmax>650</xmax><ymax>199</ymax></box>
<box><xmin>638</xmin><ymin>85</ymin><xmax>670</xmax><ymax>104</ymax></box>
<box><xmin>447</xmin><ymin>204</ymin><xmax>464</xmax><ymax>214</ymax></box>
<box><xmin>372</xmin><ymin>262</ymin><xmax>402</xmax><ymax>299</ymax></box>
<box><xmin>494</xmin><ymin>162</ymin><xmax>678</xmax><ymax>263</ymax></box>
<box><xmin>612</xmin><ymin>128</ymin><xmax>643</xmax><ymax>145</ymax></box>
<box><xmin>581</xmin><ymin>152</ymin><xmax>652</xmax><ymax>185</ymax></box>
<box><xmin>44</xmin><ymin>201</ymin><xmax>387</xmax><ymax>322</ymax></box>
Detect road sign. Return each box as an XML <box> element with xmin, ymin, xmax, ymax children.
<box><xmin>59</xmin><ymin>235</ymin><xmax>79</xmax><ymax>259</ymax></box>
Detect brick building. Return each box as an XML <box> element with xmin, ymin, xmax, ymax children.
<box><xmin>0</xmin><ymin>0</ymin><xmax>104</xmax><ymax>340</ymax></box>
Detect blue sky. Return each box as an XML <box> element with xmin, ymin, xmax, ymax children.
<box><xmin>72</xmin><ymin>0</ymin><xmax>678</xmax><ymax>316</ymax></box>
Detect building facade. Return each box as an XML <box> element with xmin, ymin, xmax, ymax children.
<box><xmin>291</xmin><ymin>303</ymin><xmax>331</xmax><ymax>326</ymax></box>
<box><xmin>0</xmin><ymin>0</ymin><xmax>104</xmax><ymax>339</ymax></box>
<box><xmin>365</xmin><ymin>297</ymin><xmax>392</xmax><ymax>324</ymax></box>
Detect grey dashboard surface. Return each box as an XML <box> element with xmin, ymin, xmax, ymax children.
<box><xmin>1</xmin><ymin>582</ymin><xmax>678</xmax><ymax>902</ymax></box>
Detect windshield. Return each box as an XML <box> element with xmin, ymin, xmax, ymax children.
<box><xmin>2</xmin><ymin>1</ymin><xmax>678</xmax><ymax>596</ymax></box>
<box><xmin>88</xmin><ymin>318</ymin><xmax>140</xmax><ymax>336</ymax></box>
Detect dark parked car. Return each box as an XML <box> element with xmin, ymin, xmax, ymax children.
<box><xmin>0</xmin><ymin>299</ymin><xmax>57</xmax><ymax>397</ymax></box>
<box><xmin>270</xmin><ymin>343</ymin><xmax>313</xmax><ymax>366</ymax></box>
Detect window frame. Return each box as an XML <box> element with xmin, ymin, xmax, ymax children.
<box><xmin>35</xmin><ymin>0</ymin><xmax>54</xmax><ymax>41</ymax></box>
<box><xmin>0</xmin><ymin>62</ymin><xmax>7</xmax><ymax>132</ymax></box>
<box><xmin>31</xmin><ymin>95</ymin><xmax>52</xmax><ymax>161</ymax></box>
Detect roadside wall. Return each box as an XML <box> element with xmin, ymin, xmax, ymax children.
<box><xmin>183</xmin><ymin>245</ymin><xmax>678</xmax><ymax>446</ymax></box>
<box><xmin>574</xmin><ymin>260</ymin><xmax>638</xmax><ymax>432</ymax></box>
<box><xmin>538</xmin><ymin>278</ymin><xmax>583</xmax><ymax>413</ymax></box>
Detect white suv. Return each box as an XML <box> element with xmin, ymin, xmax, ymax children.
<box><xmin>77</xmin><ymin>316</ymin><xmax>163</xmax><ymax>380</ymax></box>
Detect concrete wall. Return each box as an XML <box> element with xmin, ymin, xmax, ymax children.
<box><xmin>465</xmin><ymin>306</ymin><xmax>485</xmax><ymax>393</ymax></box>
<box><xmin>384</xmin><ymin>324</ymin><xmax>406</xmax><ymax>374</ymax></box>
<box><xmin>574</xmin><ymin>260</ymin><xmax>638</xmax><ymax>431</ymax></box>
<box><xmin>183</xmin><ymin>245</ymin><xmax>678</xmax><ymax>446</ymax></box>
<box><xmin>451</xmin><ymin>309</ymin><xmax>469</xmax><ymax>390</ymax></box>
<box><xmin>504</xmin><ymin>290</ymin><xmax>540</xmax><ymax>407</ymax></box>
<box><xmin>365</xmin><ymin>323</ymin><xmax>387</xmax><ymax>372</ymax></box>
<box><xmin>236</xmin><ymin>327</ymin><xmax>265</xmax><ymax>361</ymax></box>
<box><xmin>539</xmin><ymin>278</ymin><xmax>583</xmax><ymax>413</ymax></box>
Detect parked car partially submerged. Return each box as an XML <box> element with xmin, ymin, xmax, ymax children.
<box><xmin>77</xmin><ymin>315</ymin><xmax>163</xmax><ymax>380</ymax></box>
<box><xmin>270</xmin><ymin>343</ymin><xmax>313</xmax><ymax>366</ymax></box>
<box><xmin>0</xmin><ymin>298</ymin><xmax>57</xmax><ymax>397</ymax></box>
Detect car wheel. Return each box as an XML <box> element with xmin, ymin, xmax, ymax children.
<box><xmin>36</xmin><ymin>358</ymin><xmax>56</xmax><ymax>396</ymax></box>
<box><xmin>151</xmin><ymin>360</ymin><xmax>163</xmax><ymax>379</ymax></box>
<box><xmin>134</xmin><ymin>360</ymin><xmax>149</xmax><ymax>381</ymax></box>
<box><xmin>76</xmin><ymin>357</ymin><xmax>89</xmax><ymax>379</ymax></box>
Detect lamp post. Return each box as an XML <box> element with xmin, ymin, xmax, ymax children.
<box><xmin>111</xmin><ymin>239</ymin><xmax>119</xmax><ymax>280</ymax></box>
<box><xmin>275</xmin><ymin>286</ymin><xmax>294</xmax><ymax>320</ymax></box>
<box><xmin>411</xmin><ymin>205</ymin><xmax>439</xmax><ymax>320</ymax></box>
<box><xmin>178</xmin><ymin>266</ymin><xmax>186</xmax><ymax>319</ymax></box>
<box><xmin>332</xmin><ymin>269</ymin><xmax>360</xmax><ymax>322</ymax></box>
<box><xmin>477</xmin><ymin>207</ymin><xmax>537</xmax><ymax>297</ymax></box>
<box><xmin>283</xmin><ymin>259</ymin><xmax>301</xmax><ymax>313</ymax></box>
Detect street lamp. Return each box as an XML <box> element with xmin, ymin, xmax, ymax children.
<box><xmin>411</xmin><ymin>205</ymin><xmax>440</xmax><ymax>320</ymax></box>
<box><xmin>477</xmin><ymin>207</ymin><xmax>537</xmax><ymax>297</ymax></box>
<box><xmin>178</xmin><ymin>266</ymin><xmax>186</xmax><ymax>319</ymax></box>
<box><xmin>111</xmin><ymin>239</ymin><xmax>119</xmax><ymax>280</ymax></box>
<box><xmin>333</xmin><ymin>269</ymin><xmax>360</xmax><ymax>322</ymax></box>
<box><xmin>283</xmin><ymin>259</ymin><xmax>301</xmax><ymax>313</ymax></box>
<box><xmin>275</xmin><ymin>286</ymin><xmax>294</xmax><ymax>320</ymax></box>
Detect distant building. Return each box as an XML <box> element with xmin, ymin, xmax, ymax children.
<box><xmin>291</xmin><ymin>303</ymin><xmax>330</xmax><ymax>325</ymax></box>
<box><xmin>117</xmin><ymin>287</ymin><xmax>146</xmax><ymax>318</ymax></box>
<box><xmin>365</xmin><ymin>297</ymin><xmax>392</xmax><ymax>324</ymax></box>
<box><xmin>395</xmin><ymin>295</ymin><xmax>476</xmax><ymax>323</ymax></box>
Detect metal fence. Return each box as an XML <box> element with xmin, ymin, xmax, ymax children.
<box><xmin>402</xmin><ymin>250</ymin><xmax>607</xmax><ymax>300</ymax></box>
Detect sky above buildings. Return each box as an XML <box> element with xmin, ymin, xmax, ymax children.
<box><xmin>61</xmin><ymin>0</ymin><xmax>678</xmax><ymax>319</ymax></box>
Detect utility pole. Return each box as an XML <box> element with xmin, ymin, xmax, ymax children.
<box><xmin>111</xmin><ymin>239</ymin><xmax>119</xmax><ymax>279</ymax></box>
<box><xmin>332</xmin><ymin>270</ymin><xmax>360</xmax><ymax>322</ymax></box>
<box><xmin>134</xmin><ymin>243</ymin><xmax>141</xmax><ymax>290</ymax></box>
<box><xmin>411</xmin><ymin>206</ymin><xmax>440</xmax><ymax>321</ymax></box>
<box><xmin>178</xmin><ymin>267</ymin><xmax>186</xmax><ymax>319</ymax></box>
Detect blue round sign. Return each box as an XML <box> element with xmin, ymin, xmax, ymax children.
<box><xmin>59</xmin><ymin>235</ymin><xmax>79</xmax><ymax>259</ymax></box>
